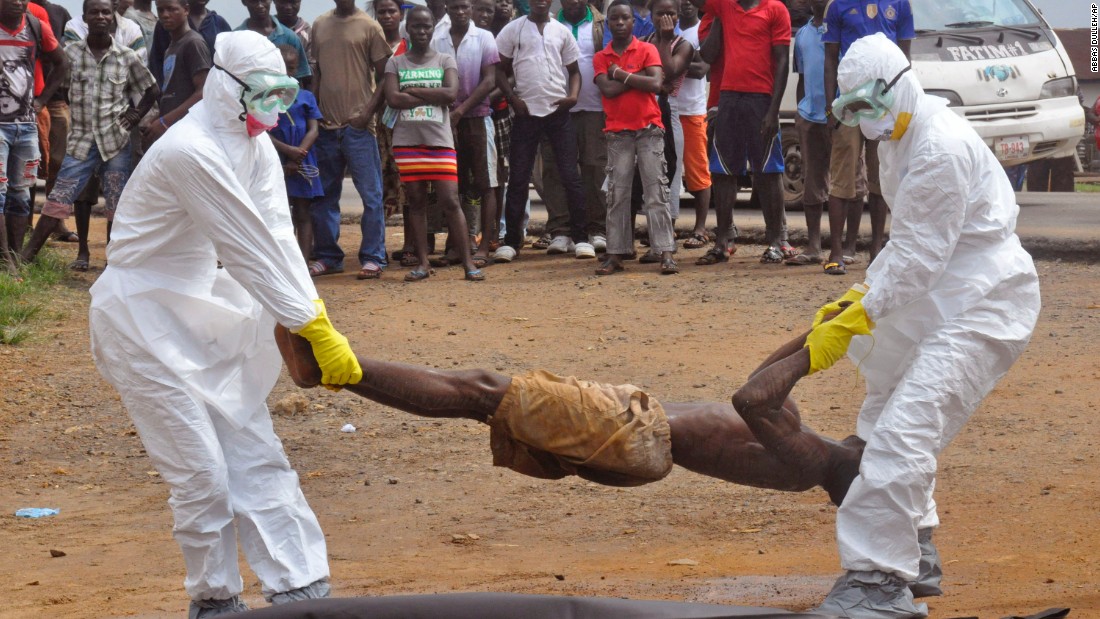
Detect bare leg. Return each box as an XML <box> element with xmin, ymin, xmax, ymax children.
<box><xmin>802</xmin><ymin>200</ymin><xmax>823</xmax><ymax>258</ymax></box>
<box><xmin>19</xmin><ymin>213</ymin><xmax>61</xmax><ymax>263</ymax></box>
<box><xmin>826</xmin><ymin>194</ymin><xmax>846</xmax><ymax>265</ymax></box>
<box><xmin>405</xmin><ymin>181</ymin><xmax>432</xmax><ymax>274</ymax></box>
<box><xmin>867</xmin><ymin>193</ymin><xmax>887</xmax><ymax>263</ymax></box>
<box><xmin>289</xmin><ymin>197</ymin><xmax>313</xmax><ymax>264</ymax></box>
<box><xmin>435</xmin><ymin>180</ymin><xmax>476</xmax><ymax>273</ymax></box>
<box><xmin>690</xmin><ymin>186</ymin><xmax>711</xmax><ymax>239</ymax></box>
<box><xmin>712</xmin><ymin>174</ymin><xmax>737</xmax><ymax>252</ymax></box>
<box><xmin>842</xmin><ymin>197</ymin><xmax>862</xmax><ymax>258</ymax></box>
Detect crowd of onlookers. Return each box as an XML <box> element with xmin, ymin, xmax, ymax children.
<box><xmin>0</xmin><ymin>0</ymin><xmax>923</xmax><ymax>282</ymax></box>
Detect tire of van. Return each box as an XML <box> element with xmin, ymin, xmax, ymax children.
<box><xmin>781</xmin><ymin>129</ymin><xmax>804</xmax><ymax>210</ymax></box>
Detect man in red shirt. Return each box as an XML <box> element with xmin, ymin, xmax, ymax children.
<box><xmin>690</xmin><ymin>0</ymin><xmax>790</xmax><ymax>267</ymax></box>
<box><xmin>592</xmin><ymin>0</ymin><xmax>677</xmax><ymax>276</ymax></box>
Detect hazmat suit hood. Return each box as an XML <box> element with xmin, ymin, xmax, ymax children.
<box><xmin>196</xmin><ymin>31</ymin><xmax>287</xmax><ymax>136</ymax></box>
<box><xmin>836</xmin><ymin>32</ymin><xmax>939</xmax><ymax>143</ymax></box>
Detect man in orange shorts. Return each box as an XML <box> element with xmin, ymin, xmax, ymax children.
<box><xmin>276</xmin><ymin>322</ymin><xmax>863</xmax><ymax>504</ymax></box>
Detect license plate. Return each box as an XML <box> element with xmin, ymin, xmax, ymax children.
<box><xmin>994</xmin><ymin>135</ymin><xmax>1030</xmax><ymax>161</ymax></box>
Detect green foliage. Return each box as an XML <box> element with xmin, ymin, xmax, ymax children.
<box><xmin>0</xmin><ymin>250</ymin><xmax>67</xmax><ymax>345</ymax></box>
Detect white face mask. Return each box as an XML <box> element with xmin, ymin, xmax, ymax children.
<box><xmin>860</xmin><ymin>112</ymin><xmax>897</xmax><ymax>141</ymax></box>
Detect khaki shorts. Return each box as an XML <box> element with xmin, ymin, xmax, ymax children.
<box><xmin>488</xmin><ymin>370</ymin><xmax>673</xmax><ymax>486</ymax></box>
<box><xmin>796</xmin><ymin>115</ymin><xmax>831</xmax><ymax>205</ymax></box>
<box><xmin>828</xmin><ymin>122</ymin><xmax>875</xmax><ymax>199</ymax></box>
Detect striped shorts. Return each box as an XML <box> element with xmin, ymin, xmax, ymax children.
<box><xmin>394</xmin><ymin>145</ymin><xmax>459</xmax><ymax>183</ymax></box>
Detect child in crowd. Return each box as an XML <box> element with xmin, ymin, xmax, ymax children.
<box><xmin>673</xmin><ymin>0</ymin><xmax>712</xmax><ymax>249</ymax></box>
<box><xmin>383</xmin><ymin>6</ymin><xmax>484</xmax><ymax>282</ymax></box>
<box><xmin>593</xmin><ymin>0</ymin><xmax>677</xmax><ymax>276</ymax></box>
<box><xmin>268</xmin><ymin>45</ymin><xmax>322</xmax><ymax>263</ymax></box>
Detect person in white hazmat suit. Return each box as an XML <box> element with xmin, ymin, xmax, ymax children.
<box><xmin>89</xmin><ymin>31</ymin><xmax>362</xmax><ymax>618</ymax></box>
<box><xmin>801</xmin><ymin>33</ymin><xmax>1041</xmax><ymax>618</ymax></box>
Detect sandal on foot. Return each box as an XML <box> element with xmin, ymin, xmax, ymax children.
<box><xmin>638</xmin><ymin>250</ymin><xmax>662</xmax><ymax>264</ymax></box>
<box><xmin>531</xmin><ymin>234</ymin><xmax>552</xmax><ymax>250</ymax></box>
<box><xmin>760</xmin><ymin>246</ymin><xmax>784</xmax><ymax>264</ymax></box>
<box><xmin>471</xmin><ymin>256</ymin><xmax>489</xmax><ymax>269</ymax></box>
<box><xmin>823</xmin><ymin>261</ymin><xmax>847</xmax><ymax>275</ymax></box>
<box><xmin>683</xmin><ymin>233</ymin><xmax>709</xmax><ymax>249</ymax></box>
<box><xmin>695</xmin><ymin>247</ymin><xmax>729</xmax><ymax>266</ymax></box>
<box><xmin>357</xmin><ymin>262</ymin><xmax>382</xmax><ymax>280</ymax></box>
<box><xmin>429</xmin><ymin>254</ymin><xmax>463</xmax><ymax>268</ymax></box>
<box><xmin>595</xmin><ymin>259</ymin><xmax>624</xmax><ymax>276</ymax></box>
<box><xmin>404</xmin><ymin>269</ymin><xmax>431</xmax><ymax>282</ymax></box>
<box><xmin>464</xmin><ymin>268</ymin><xmax>486</xmax><ymax>281</ymax></box>
<box><xmin>400</xmin><ymin>252</ymin><xmax>419</xmax><ymax>267</ymax></box>
<box><xmin>778</xmin><ymin>241</ymin><xmax>798</xmax><ymax>259</ymax></box>
<box><xmin>785</xmin><ymin>253</ymin><xmax>823</xmax><ymax>266</ymax></box>
<box><xmin>842</xmin><ymin>254</ymin><xmax>861</xmax><ymax>265</ymax></box>
<box><xmin>56</xmin><ymin>231</ymin><xmax>80</xmax><ymax>243</ymax></box>
<box><xmin>309</xmin><ymin>261</ymin><xmax>344</xmax><ymax>277</ymax></box>
<box><xmin>660</xmin><ymin>258</ymin><xmax>680</xmax><ymax>275</ymax></box>
<box><xmin>69</xmin><ymin>258</ymin><xmax>90</xmax><ymax>271</ymax></box>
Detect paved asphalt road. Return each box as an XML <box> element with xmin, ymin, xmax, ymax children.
<box><xmin>336</xmin><ymin>179</ymin><xmax>1098</xmax><ymax>261</ymax></box>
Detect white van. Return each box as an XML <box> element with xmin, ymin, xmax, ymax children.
<box><xmin>780</xmin><ymin>0</ymin><xmax>1085</xmax><ymax>204</ymax></box>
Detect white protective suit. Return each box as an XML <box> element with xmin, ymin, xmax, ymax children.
<box><xmin>89</xmin><ymin>32</ymin><xmax>329</xmax><ymax>601</ymax></box>
<box><xmin>835</xmin><ymin>34</ymin><xmax>1041</xmax><ymax>580</ymax></box>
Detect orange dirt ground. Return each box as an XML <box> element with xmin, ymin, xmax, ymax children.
<box><xmin>2</xmin><ymin>225</ymin><xmax>1098</xmax><ymax>618</ymax></box>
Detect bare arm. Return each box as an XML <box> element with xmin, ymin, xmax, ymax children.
<box><xmin>162</xmin><ymin>69</ymin><xmax>208</xmax><ymax>125</ymax></box>
<box><xmin>36</xmin><ymin>46</ymin><xmax>69</xmax><ymax>108</ymax></box>
<box><xmin>551</xmin><ymin>61</ymin><xmax>581</xmax><ymax>110</ymax></box>
<box><xmin>454</xmin><ymin>60</ymin><xmax>497</xmax><ymax>120</ymax></box>
<box><xmin>685</xmin><ymin>48</ymin><xmax>709</xmax><ymax>80</ymax></box>
<box><xmin>699</xmin><ymin>18</ymin><xmax>722</xmax><ymax>64</ymax></box>
<box><xmin>350</xmin><ymin>58</ymin><xmax>390</xmax><ymax>129</ymax></box>
<box><xmin>404</xmin><ymin>67</ymin><xmax>459</xmax><ymax>106</ymax></box>
<box><xmin>384</xmin><ymin>72</ymin><xmax>426</xmax><ymax>109</ymax></box>
<box><xmin>299</xmin><ymin>117</ymin><xmax>320</xmax><ymax>153</ymax></box>
<box><xmin>761</xmin><ymin>44</ymin><xmax>788</xmax><ymax>142</ymax></box>
<box><xmin>496</xmin><ymin>55</ymin><xmax>529</xmax><ymax>116</ymax></box>
<box><xmin>824</xmin><ymin>41</ymin><xmax>839</xmax><ymax>109</ymax></box>
<box><xmin>898</xmin><ymin>38</ymin><xmax>911</xmax><ymax>61</ymax></box>
<box><xmin>658</xmin><ymin>36</ymin><xmax>693</xmax><ymax>86</ymax></box>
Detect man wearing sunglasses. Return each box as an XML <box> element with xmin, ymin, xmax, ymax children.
<box><xmin>804</xmin><ymin>33</ymin><xmax>1040</xmax><ymax>618</ymax></box>
<box><xmin>89</xmin><ymin>31</ymin><xmax>360</xmax><ymax>617</ymax></box>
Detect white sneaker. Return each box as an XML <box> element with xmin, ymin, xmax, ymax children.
<box><xmin>492</xmin><ymin>245</ymin><xmax>516</xmax><ymax>263</ymax></box>
<box><xmin>591</xmin><ymin>235</ymin><xmax>607</xmax><ymax>252</ymax></box>
<box><xmin>574</xmin><ymin>242</ymin><xmax>596</xmax><ymax>259</ymax></box>
<box><xmin>546</xmin><ymin>235</ymin><xmax>574</xmax><ymax>254</ymax></box>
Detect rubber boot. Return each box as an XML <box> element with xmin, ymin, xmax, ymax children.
<box><xmin>815</xmin><ymin>570</ymin><xmax>928</xmax><ymax>619</ymax></box>
<box><xmin>187</xmin><ymin>595</ymin><xmax>249</xmax><ymax>619</ymax></box>
<box><xmin>909</xmin><ymin>527</ymin><xmax>944</xmax><ymax>598</ymax></box>
<box><xmin>266</xmin><ymin>578</ymin><xmax>331</xmax><ymax>605</ymax></box>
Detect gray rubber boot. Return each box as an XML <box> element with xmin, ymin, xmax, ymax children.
<box><xmin>909</xmin><ymin>528</ymin><xmax>944</xmax><ymax>598</ymax></box>
<box><xmin>266</xmin><ymin>578</ymin><xmax>332</xmax><ymax>605</ymax></box>
<box><xmin>815</xmin><ymin>570</ymin><xmax>929</xmax><ymax>619</ymax></box>
<box><xmin>187</xmin><ymin>595</ymin><xmax>249</xmax><ymax>618</ymax></box>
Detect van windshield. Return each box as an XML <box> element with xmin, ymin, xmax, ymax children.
<box><xmin>914</xmin><ymin>0</ymin><xmax>1041</xmax><ymax>31</ymax></box>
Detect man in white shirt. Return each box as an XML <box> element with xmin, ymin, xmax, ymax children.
<box><xmin>536</xmin><ymin>0</ymin><xmax>608</xmax><ymax>256</ymax></box>
<box><xmin>492</xmin><ymin>0</ymin><xmax>595</xmax><ymax>262</ymax></box>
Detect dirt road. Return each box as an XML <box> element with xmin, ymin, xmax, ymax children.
<box><xmin>2</xmin><ymin>227</ymin><xmax>1098</xmax><ymax>618</ymax></box>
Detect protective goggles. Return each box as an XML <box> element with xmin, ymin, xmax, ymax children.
<box><xmin>214</xmin><ymin>64</ymin><xmax>300</xmax><ymax>119</ymax></box>
<box><xmin>832</xmin><ymin>65</ymin><xmax>911</xmax><ymax>127</ymax></box>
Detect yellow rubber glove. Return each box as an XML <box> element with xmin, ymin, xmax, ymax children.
<box><xmin>812</xmin><ymin>282</ymin><xmax>870</xmax><ymax>329</ymax></box>
<box><xmin>291</xmin><ymin>299</ymin><xmax>363</xmax><ymax>386</ymax></box>
<box><xmin>804</xmin><ymin>299</ymin><xmax>875</xmax><ymax>375</ymax></box>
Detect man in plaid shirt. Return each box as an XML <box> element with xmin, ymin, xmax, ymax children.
<box><xmin>21</xmin><ymin>0</ymin><xmax>158</xmax><ymax>270</ymax></box>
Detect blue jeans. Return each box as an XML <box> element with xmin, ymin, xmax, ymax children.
<box><xmin>312</xmin><ymin>126</ymin><xmax>386</xmax><ymax>269</ymax></box>
<box><xmin>0</xmin><ymin>122</ymin><xmax>41</xmax><ymax>216</ymax></box>
<box><xmin>41</xmin><ymin>143</ymin><xmax>132</xmax><ymax>221</ymax></box>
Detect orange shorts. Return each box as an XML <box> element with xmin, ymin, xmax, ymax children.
<box><xmin>679</xmin><ymin>114</ymin><xmax>711</xmax><ymax>192</ymax></box>
<box><xmin>488</xmin><ymin>370</ymin><xmax>673</xmax><ymax>486</ymax></box>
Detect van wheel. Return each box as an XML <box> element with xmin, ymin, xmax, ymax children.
<box><xmin>781</xmin><ymin>129</ymin><xmax>804</xmax><ymax>209</ymax></box>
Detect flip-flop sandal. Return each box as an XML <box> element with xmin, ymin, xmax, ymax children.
<box><xmin>785</xmin><ymin>253</ymin><xmax>823</xmax><ymax>266</ymax></box>
<box><xmin>69</xmin><ymin>258</ymin><xmax>90</xmax><ymax>271</ymax></box>
<box><xmin>429</xmin><ymin>254</ymin><xmax>463</xmax><ymax>268</ymax></box>
<box><xmin>842</xmin><ymin>255</ymin><xmax>861</xmax><ymax>265</ymax></box>
<box><xmin>56</xmin><ymin>231</ymin><xmax>80</xmax><ymax>243</ymax></box>
<box><xmin>778</xmin><ymin>241</ymin><xmax>798</xmax><ymax>259</ymax></box>
<box><xmin>638</xmin><ymin>250</ymin><xmax>662</xmax><ymax>264</ymax></box>
<box><xmin>464</xmin><ymin>268</ymin><xmax>486</xmax><ymax>282</ymax></box>
<box><xmin>823</xmin><ymin>261</ymin><xmax>847</xmax><ymax>275</ymax></box>
<box><xmin>660</xmin><ymin>258</ymin><xmax>680</xmax><ymax>275</ymax></box>
<box><xmin>531</xmin><ymin>234</ymin><xmax>552</xmax><ymax>250</ymax></box>
<box><xmin>682</xmin><ymin>233</ymin><xmax>709</xmax><ymax>249</ymax></box>
<box><xmin>400</xmin><ymin>252</ymin><xmax>419</xmax><ymax>267</ymax></box>
<box><xmin>357</xmin><ymin>262</ymin><xmax>383</xmax><ymax>280</ymax></box>
<box><xmin>695</xmin><ymin>247</ymin><xmax>729</xmax><ymax>265</ymax></box>
<box><xmin>471</xmin><ymin>256</ymin><xmax>489</xmax><ymax>269</ymax></box>
<box><xmin>309</xmin><ymin>261</ymin><xmax>344</xmax><ymax>277</ymax></box>
<box><xmin>404</xmin><ymin>269</ymin><xmax>431</xmax><ymax>282</ymax></box>
<box><xmin>760</xmin><ymin>246</ymin><xmax>784</xmax><ymax>264</ymax></box>
<box><xmin>594</xmin><ymin>260</ymin><xmax>624</xmax><ymax>276</ymax></box>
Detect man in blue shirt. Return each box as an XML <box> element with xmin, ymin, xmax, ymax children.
<box><xmin>785</xmin><ymin>0</ymin><xmax>830</xmax><ymax>266</ymax></box>
<box><xmin>819</xmin><ymin>0</ymin><xmax>912</xmax><ymax>275</ymax></box>
<box><xmin>236</xmin><ymin>0</ymin><xmax>312</xmax><ymax>89</ymax></box>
